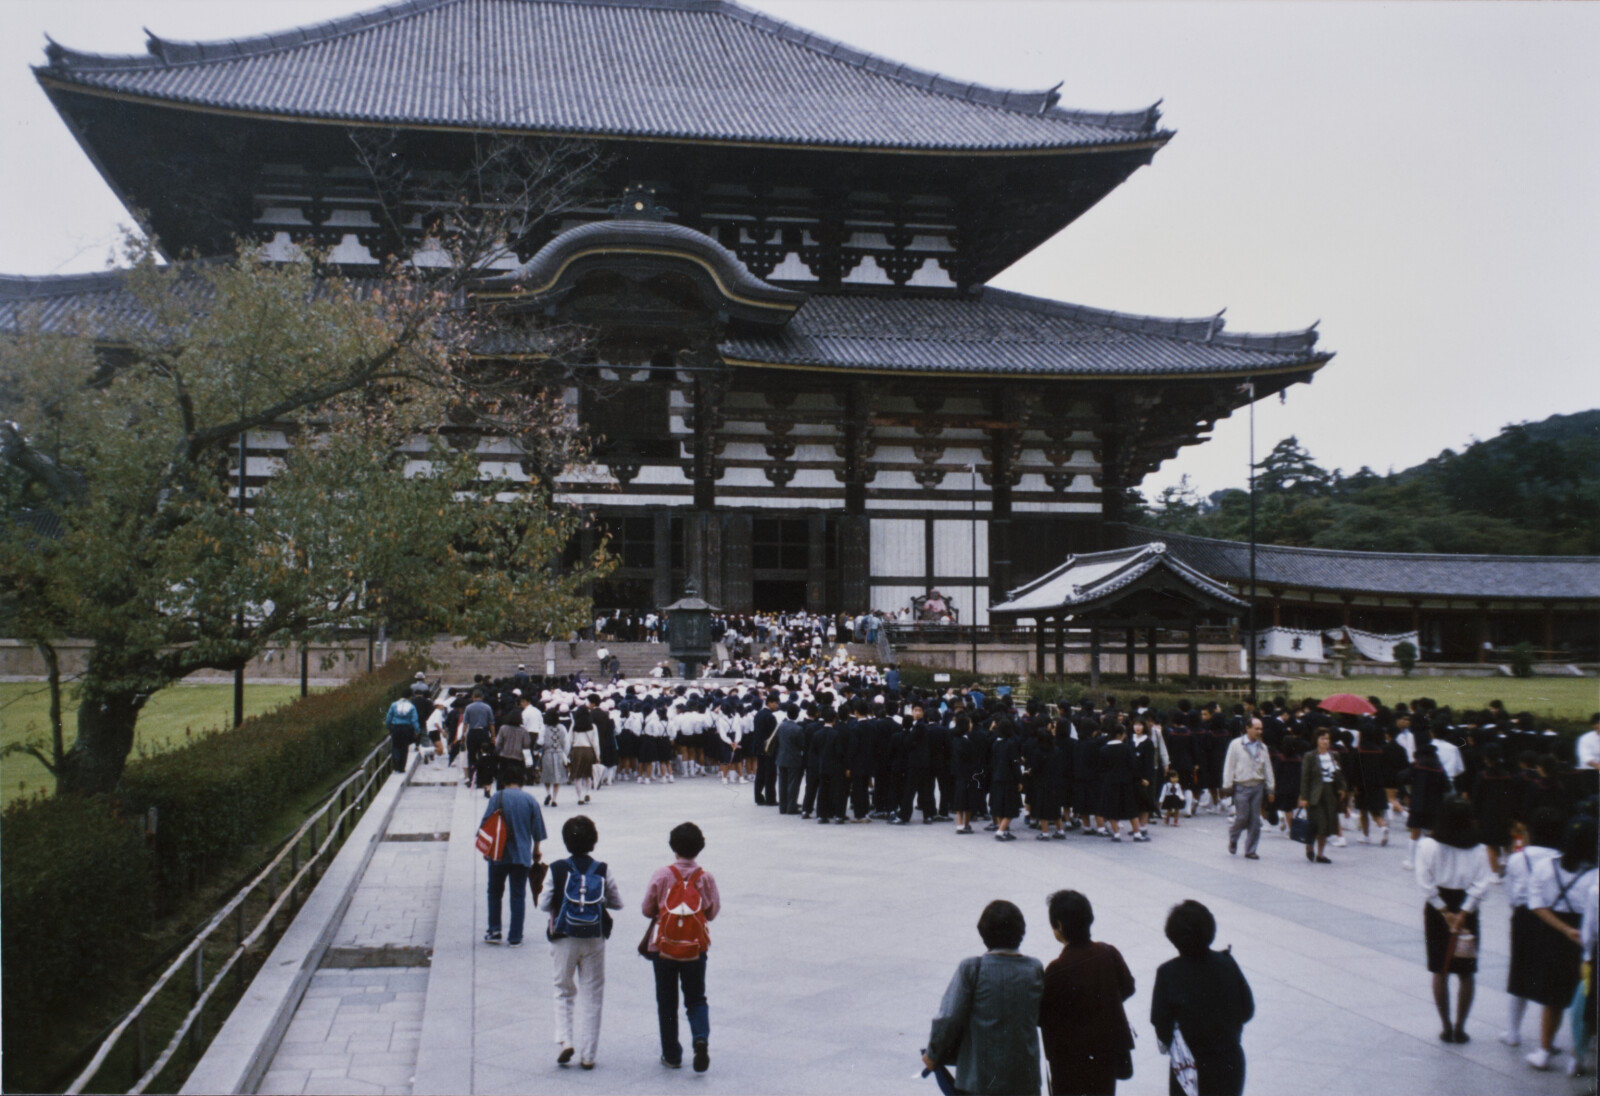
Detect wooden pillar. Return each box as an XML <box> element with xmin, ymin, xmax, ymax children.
<box><xmin>1271</xmin><ymin>594</ymin><xmax>1282</xmax><ymax>628</ymax></box>
<box><xmin>1146</xmin><ymin>627</ymin><xmax>1158</xmax><ymax>682</ymax></box>
<box><xmin>988</xmin><ymin>424</ymin><xmax>1014</xmax><ymax>604</ymax></box>
<box><xmin>1543</xmin><ymin>604</ymin><xmax>1555</xmax><ymax>654</ymax></box>
<box><xmin>1054</xmin><ymin>617</ymin><xmax>1065</xmax><ymax>677</ymax></box>
<box><xmin>806</xmin><ymin>513</ymin><xmax>827</xmax><ymax>614</ymax></box>
<box><xmin>1035</xmin><ymin>617</ymin><xmax>1046</xmax><ymax>678</ymax></box>
<box><xmin>1341</xmin><ymin>598</ymin><xmax>1352</xmax><ymax>628</ymax></box>
<box><xmin>653</xmin><ymin>510</ymin><xmax>673</xmax><ymax>607</ymax></box>
<box><xmin>1187</xmin><ymin>619</ymin><xmax>1199</xmax><ymax>686</ymax></box>
<box><xmin>1089</xmin><ymin>626</ymin><xmax>1101</xmax><ymax>689</ymax></box>
<box><xmin>838</xmin><ymin>515</ymin><xmax>869</xmax><ymax>613</ymax></box>
<box><xmin>1477</xmin><ymin>604</ymin><xmax>1491</xmax><ymax>663</ymax></box>
<box><xmin>721</xmin><ymin>511</ymin><xmax>753</xmax><ymax>613</ymax></box>
<box><xmin>1125</xmin><ymin>628</ymin><xmax>1136</xmax><ymax>677</ymax></box>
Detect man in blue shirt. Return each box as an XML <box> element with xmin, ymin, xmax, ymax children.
<box><xmin>482</xmin><ymin>771</ymin><xmax>546</xmax><ymax>947</ymax></box>
<box><xmin>384</xmin><ymin>693</ymin><xmax>423</xmax><ymax>773</ymax></box>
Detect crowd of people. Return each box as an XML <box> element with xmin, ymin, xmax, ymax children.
<box><xmin>384</xmin><ymin>642</ymin><xmax>1600</xmax><ymax>1090</ymax></box>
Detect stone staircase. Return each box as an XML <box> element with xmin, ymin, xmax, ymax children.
<box><xmin>415</xmin><ymin>639</ymin><xmax>666</xmax><ymax>683</ymax></box>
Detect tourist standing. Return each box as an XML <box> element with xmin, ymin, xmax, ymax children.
<box><xmin>774</xmin><ymin>703</ymin><xmax>806</xmax><ymax>814</ymax></box>
<box><xmin>1150</xmin><ymin>900</ymin><xmax>1254</xmax><ymax>1096</ymax></box>
<box><xmin>923</xmin><ymin>900</ymin><xmax>1044</xmax><ymax>1096</ymax></box>
<box><xmin>1039</xmin><ymin>890</ymin><xmax>1135</xmax><ymax>1096</ymax></box>
<box><xmin>1415</xmin><ymin>797</ymin><xmax>1493</xmax><ymax>1044</ymax></box>
<box><xmin>1222</xmin><ymin>717</ymin><xmax>1275</xmax><ymax>860</ymax></box>
<box><xmin>480</xmin><ymin>771</ymin><xmax>546</xmax><ymax>947</ymax></box>
<box><xmin>1523</xmin><ymin>815</ymin><xmax>1598</xmax><ymax>1071</ymax></box>
<box><xmin>641</xmin><ymin>822</ymin><xmax>720</xmax><ymax>1072</ymax></box>
<box><xmin>1503</xmin><ymin>808</ymin><xmax>1565</xmax><ymax>1048</ymax></box>
<box><xmin>542</xmin><ymin>815</ymin><xmax>622</xmax><ymax>1070</ymax></box>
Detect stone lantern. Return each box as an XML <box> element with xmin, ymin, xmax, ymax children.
<box><xmin>663</xmin><ymin>578</ymin><xmax>718</xmax><ymax>679</ymax></box>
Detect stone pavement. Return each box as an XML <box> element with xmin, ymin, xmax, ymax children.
<box><xmin>258</xmin><ymin>757</ymin><xmax>1592</xmax><ymax>1095</ymax></box>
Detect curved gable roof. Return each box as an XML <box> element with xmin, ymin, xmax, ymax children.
<box><xmin>38</xmin><ymin>0</ymin><xmax>1169</xmax><ymax>153</ymax></box>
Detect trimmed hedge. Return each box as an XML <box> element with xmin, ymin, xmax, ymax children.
<box><xmin>1</xmin><ymin>793</ymin><xmax>156</xmax><ymax>1059</ymax></box>
<box><xmin>121</xmin><ymin>659</ymin><xmax>419</xmax><ymax>898</ymax></box>
<box><xmin>0</xmin><ymin>659</ymin><xmax>418</xmax><ymax>1087</ymax></box>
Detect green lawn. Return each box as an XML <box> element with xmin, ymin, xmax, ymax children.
<box><xmin>1280</xmin><ymin>675</ymin><xmax>1598</xmax><ymax>722</ymax></box>
<box><xmin>0</xmin><ymin>682</ymin><xmax>326</xmax><ymax>808</ymax></box>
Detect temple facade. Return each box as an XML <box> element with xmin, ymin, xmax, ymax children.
<box><xmin>19</xmin><ymin>0</ymin><xmax>1333</xmax><ymax>619</ymax></box>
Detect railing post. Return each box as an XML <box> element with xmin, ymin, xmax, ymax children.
<box><xmin>235</xmin><ymin>902</ymin><xmax>247</xmax><ymax>989</ymax></box>
<box><xmin>134</xmin><ymin>1011</ymin><xmax>146</xmax><ymax>1081</ymax></box>
<box><xmin>190</xmin><ymin>947</ymin><xmax>205</xmax><ymax>1052</ymax></box>
<box><xmin>339</xmin><ymin>786</ymin><xmax>348</xmax><ymax>839</ymax></box>
<box><xmin>290</xmin><ymin>843</ymin><xmax>301</xmax><ymax>906</ymax></box>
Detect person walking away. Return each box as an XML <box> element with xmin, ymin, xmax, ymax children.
<box><xmin>1151</xmin><ymin>900</ymin><xmax>1254</xmax><ymax>1096</ymax></box>
<box><xmin>1415</xmin><ymin>797</ymin><xmax>1493</xmax><ymax>1044</ymax></box>
<box><xmin>495</xmin><ymin>712</ymin><xmax>532</xmax><ymax>788</ymax></box>
<box><xmin>464</xmin><ymin>688</ymin><xmax>497</xmax><ymax>797</ymax></box>
<box><xmin>1399</xmin><ymin>742</ymin><xmax>1452</xmax><ymax>869</ymax></box>
<box><xmin>1297</xmin><ymin>730</ymin><xmax>1346</xmax><ymax>863</ymax></box>
<box><xmin>569</xmin><ymin>705</ymin><xmax>599</xmax><ymax>804</ymax></box>
<box><xmin>641</xmin><ymin>822</ymin><xmax>720</xmax><ymax>1072</ymax></box>
<box><xmin>1222</xmin><ymin>718</ymin><xmax>1275</xmax><ymax>860</ymax></box>
<box><xmin>923</xmin><ymin>900</ymin><xmax>1044</xmax><ymax>1096</ymax></box>
<box><xmin>384</xmin><ymin>691</ymin><xmax>423</xmax><ymax>774</ymax></box>
<box><xmin>480</xmin><ymin>770</ymin><xmax>546</xmax><ymax>946</ymax></box>
<box><xmin>1524</xmin><ymin>815</ymin><xmax>1598</xmax><ymax>1071</ymax></box>
<box><xmin>987</xmin><ymin>719</ymin><xmax>1024</xmax><ymax>841</ymax></box>
<box><xmin>1039</xmin><ymin>890</ymin><xmax>1135</xmax><ymax>1096</ymax></box>
<box><xmin>1503</xmin><ymin>808</ymin><xmax>1565</xmax><ymax>1048</ymax></box>
<box><xmin>541</xmin><ymin>708</ymin><xmax>570</xmax><ymax>808</ymax></box>
<box><xmin>542</xmin><ymin>815</ymin><xmax>623</xmax><ymax>1070</ymax></box>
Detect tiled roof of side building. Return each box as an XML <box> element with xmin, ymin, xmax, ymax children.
<box><xmin>722</xmin><ymin>288</ymin><xmax>1330</xmax><ymax>377</ymax></box>
<box><xmin>36</xmin><ymin>0</ymin><xmax>1168</xmax><ymax>152</ymax></box>
<box><xmin>1112</xmin><ymin>525</ymin><xmax>1600</xmax><ymax>601</ymax></box>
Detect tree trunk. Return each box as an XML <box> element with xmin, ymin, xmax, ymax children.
<box><xmin>56</xmin><ymin>689</ymin><xmax>145</xmax><ymax>797</ymax></box>
<box><xmin>38</xmin><ymin>640</ymin><xmax>65</xmax><ymax>778</ymax></box>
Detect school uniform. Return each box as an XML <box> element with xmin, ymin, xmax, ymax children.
<box><xmin>1524</xmin><ymin>859</ymin><xmax>1597</xmax><ymax>1007</ymax></box>
<box><xmin>1506</xmin><ymin>845</ymin><xmax>1562</xmax><ymax>1002</ymax></box>
<box><xmin>1097</xmin><ymin>739</ymin><xmax>1139</xmax><ymax>822</ymax></box>
<box><xmin>1415</xmin><ymin>838</ymin><xmax>1493</xmax><ymax>975</ymax></box>
<box><xmin>901</xmin><ymin>719</ymin><xmax>936</xmax><ymax>823</ymax></box>
<box><xmin>988</xmin><ymin>736</ymin><xmax>1022</xmax><ymax>822</ymax></box>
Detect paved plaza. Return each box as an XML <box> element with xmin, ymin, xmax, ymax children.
<box><xmin>249</xmin><ymin>756</ymin><xmax>1589</xmax><ymax>1095</ymax></box>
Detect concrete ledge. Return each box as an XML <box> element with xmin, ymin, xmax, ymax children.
<box><xmin>180</xmin><ymin>755</ymin><xmax>416</xmax><ymax>1095</ymax></box>
<box><xmin>412</xmin><ymin>781</ymin><xmax>482</xmax><ymax>1096</ymax></box>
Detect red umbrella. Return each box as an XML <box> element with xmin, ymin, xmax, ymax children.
<box><xmin>1318</xmin><ymin>693</ymin><xmax>1376</xmax><ymax>716</ymax></box>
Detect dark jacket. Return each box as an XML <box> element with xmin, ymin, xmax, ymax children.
<box><xmin>774</xmin><ymin>718</ymin><xmax>806</xmax><ymax>768</ymax></box>
<box><xmin>1299</xmin><ymin>749</ymin><xmax>1348</xmax><ymax>807</ymax></box>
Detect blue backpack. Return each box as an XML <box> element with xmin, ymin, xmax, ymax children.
<box><xmin>552</xmin><ymin>858</ymin><xmax>608</xmax><ymax>938</ymax></box>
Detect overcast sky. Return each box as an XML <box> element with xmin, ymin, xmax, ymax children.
<box><xmin>3</xmin><ymin>1</ymin><xmax>1596</xmax><ymax>498</ymax></box>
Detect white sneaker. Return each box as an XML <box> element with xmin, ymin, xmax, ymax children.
<box><xmin>1566</xmin><ymin>1056</ymin><xmax>1582</xmax><ymax>1077</ymax></box>
<box><xmin>641</xmin><ymin>777</ymin><xmax>651</xmax><ymax>785</ymax></box>
<box><xmin>720</xmin><ymin>774</ymin><xmax>728</xmax><ymax>784</ymax></box>
<box><xmin>666</xmin><ymin>775</ymin><xmax>674</xmax><ymax>784</ymax></box>
<box><xmin>1380</xmin><ymin>828</ymin><xmax>1389</xmax><ymax>846</ymax></box>
<box><xmin>1401</xmin><ymin>859</ymin><xmax>1414</xmax><ymax>870</ymax></box>
<box><xmin>1500</xmin><ymin>1030</ymin><xmax>1521</xmax><ymax>1047</ymax></box>
<box><xmin>1525</xmin><ymin>1047</ymin><xmax>1552</xmax><ymax>1070</ymax></box>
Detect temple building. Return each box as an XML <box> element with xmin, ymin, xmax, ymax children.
<box><xmin>15</xmin><ymin>0</ymin><xmax>1335</xmax><ymax>618</ymax></box>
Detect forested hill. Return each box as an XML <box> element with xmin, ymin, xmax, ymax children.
<box><xmin>1136</xmin><ymin>410</ymin><xmax>1600</xmax><ymax>556</ymax></box>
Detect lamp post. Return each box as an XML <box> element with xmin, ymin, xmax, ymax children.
<box><xmin>970</xmin><ymin>461</ymin><xmax>979</xmax><ymax>679</ymax></box>
<box><xmin>664</xmin><ymin>578</ymin><xmax>718</xmax><ymax>680</ymax></box>
<box><xmin>1247</xmin><ymin>380</ymin><xmax>1258</xmax><ymax>705</ymax></box>
<box><xmin>234</xmin><ymin>429</ymin><xmax>246</xmax><ymax>727</ymax></box>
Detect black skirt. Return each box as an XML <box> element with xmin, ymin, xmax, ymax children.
<box><xmin>1100</xmin><ymin>782</ymin><xmax>1137</xmax><ymax>822</ymax></box>
<box><xmin>1525</xmin><ymin>910</ymin><xmax>1583</xmax><ymax>1007</ymax></box>
<box><xmin>1423</xmin><ymin>888</ymin><xmax>1479</xmax><ymax>975</ymax></box>
<box><xmin>1506</xmin><ymin>905</ymin><xmax>1543</xmax><ymax>1000</ymax></box>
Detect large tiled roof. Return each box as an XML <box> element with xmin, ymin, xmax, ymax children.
<box><xmin>991</xmin><ymin>542</ymin><xmax>1248</xmax><ymax>618</ymax></box>
<box><xmin>37</xmin><ymin>0</ymin><xmax>1167</xmax><ymax>153</ymax></box>
<box><xmin>1</xmin><ymin>272</ymin><xmax>1329</xmax><ymax>381</ymax></box>
<box><xmin>1115</xmin><ymin>526</ymin><xmax>1600</xmax><ymax>601</ymax></box>
<box><xmin>0</xmin><ymin>271</ymin><xmax>149</xmax><ymax>340</ymax></box>
<box><xmin>722</xmin><ymin>288</ymin><xmax>1329</xmax><ymax>377</ymax></box>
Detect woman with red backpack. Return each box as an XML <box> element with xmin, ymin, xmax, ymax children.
<box><xmin>640</xmin><ymin>822</ymin><xmax>721</xmax><ymax>1072</ymax></box>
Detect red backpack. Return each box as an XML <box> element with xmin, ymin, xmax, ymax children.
<box><xmin>655</xmin><ymin>865</ymin><xmax>710</xmax><ymax>960</ymax></box>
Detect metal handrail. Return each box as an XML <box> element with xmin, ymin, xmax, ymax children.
<box><xmin>66</xmin><ymin>739</ymin><xmax>392</xmax><ymax>1095</ymax></box>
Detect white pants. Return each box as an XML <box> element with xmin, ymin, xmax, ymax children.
<box><xmin>550</xmin><ymin>936</ymin><xmax>606</xmax><ymax>1061</ymax></box>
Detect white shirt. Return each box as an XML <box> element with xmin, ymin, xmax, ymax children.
<box><xmin>1582</xmin><ymin>881</ymin><xmax>1599</xmax><ymax>963</ymax></box>
<box><xmin>1432</xmin><ymin>739</ymin><xmax>1464</xmax><ymax>780</ymax></box>
<box><xmin>1506</xmin><ymin>846</ymin><xmax>1562</xmax><ymax>909</ymax></box>
<box><xmin>1415</xmin><ymin>838</ymin><xmax>1493</xmax><ymax>912</ymax></box>
<box><xmin>1529</xmin><ymin>860</ymin><xmax>1597</xmax><ymax>915</ymax></box>
<box><xmin>1576</xmin><ymin>730</ymin><xmax>1600</xmax><ymax>770</ymax></box>
<box><xmin>1395</xmin><ymin>729</ymin><xmax>1416</xmax><ymax>764</ymax></box>
<box><xmin>520</xmin><ymin>705</ymin><xmax>542</xmax><ymax>747</ymax></box>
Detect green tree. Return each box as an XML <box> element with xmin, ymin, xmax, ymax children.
<box><xmin>1254</xmin><ymin>435</ymin><xmax>1333</xmax><ymax>497</ymax></box>
<box><xmin>2</xmin><ymin>246</ymin><xmax>611</xmax><ymax>796</ymax></box>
